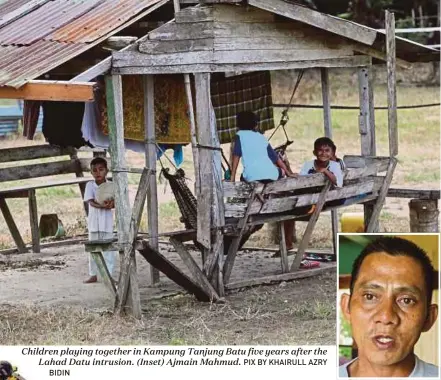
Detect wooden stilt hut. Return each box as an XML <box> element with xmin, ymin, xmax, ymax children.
<box><xmin>87</xmin><ymin>0</ymin><xmax>438</xmax><ymax>317</ymax></box>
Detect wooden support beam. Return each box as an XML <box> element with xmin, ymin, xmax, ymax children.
<box><xmin>290</xmin><ymin>182</ymin><xmax>332</xmax><ymax>271</ymax></box>
<box><xmin>386</xmin><ymin>11</ymin><xmax>398</xmax><ymax>157</ymax></box>
<box><xmin>143</xmin><ymin>75</ymin><xmax>160</xmax><ymax>285</ymax></box>
<box><xmin>358</xmin><ymin>67</ymin><xmax>376</xmax><ymax>156</ymax></box>
<box><xmin>0</xmin><ymin>80</ymin><xmax>96</xmax><ymax>102</ymax></box>
<box><xmin>366</xmin><ymin>158</ymin><xmax>397</xmax><ymax>232</ymax></box>
<box><xmin>103</xmin><ymin>36</ymin><xmax>138</xmax><ymax>50</ymax></box>
<box><xmin>28</xmin><ymin>189</ymin><xmax>40</xmax><ymax>253</ymax></box>
<box><xmin>278</xmin><ymin>222</ymin><xmax>289</xmax><ymax>273</ymax></box>
<box><xmin>195</xmin><ymin>73</ymin><xmax>213</xmax><ymax>249</ymax></box>
<box><xmin>170</xmin><ymin>237</ymin><xmax>220</xmax><ymax>302</ymax></box>
<box><xmin>106</xmin><ymin>74</ymin><xmax>141</xmax><ymax>319</ymax></box>
<box><xmin>321</xmin><ymin>67</ymin><xmax>338</xmax><ymax>259</ymax></box>
<box><xmin>0</xmin><ymin>197</ymin><xmax>28</xmax><ymax>253</ymax></box>
<box><xmin>90</xmin><ymin>251</ymin><xmax>117</xmax><ymax>296</ymax></box>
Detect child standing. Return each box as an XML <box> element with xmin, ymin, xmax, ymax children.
<box><xmin>83</xmin><ymin>157</ymin><xmax>117</xmax><ymax>284</ymax></box>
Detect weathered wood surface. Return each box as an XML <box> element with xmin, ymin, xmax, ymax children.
<box><xmin>343</xmin><ymin>155</ymin><xmax>389</xmax><ymax>169</ymax></box>
<box><xmin>223</xmin><ymin>187</ymin><xmax>258</xmax><ymax>284</ymax></box>
<box><xmin>290</xmin><ymin>181</ymin><xmax>332</xmax><ymax>271</ymax></box>
<box><xmin>90</xmin><ymin>251</ymin><xmax>117</xmax><ymax>296</ymax></box>
<box><xmin>0</xmin><ymin>159</ymin><xmax>90</xmax><ymax>182</ymax></box>
<box><xmin>0</xmin><ymin>197</ymin><xmax>27</xmax><ymax>253</ymax></box>
<box><xmin>0</xmin><ymin>177</ymin><xmax>93</xmax><ymax>196</ymax></box>
<box><xmin>352</xmin><ymin>43</ymin><xmax>412</xmax><ymax>69</ymax></box>
<box><xmin>170</xmin><ymin>238</ymin><xmax>220</xmax><ymax>301</ymax></box>
<box><xmin>137</xmin><ymin>243</ymin><xmax>211</xmax><ymax>302</ymax></box>
<box><xmin>366</xmin><ymin>157</ymin><xmax>397</xmax><ymax>233</ymax></box>
<box><xmin>175</xmin><ymin>4</ymin><xmax>274</xmax><ymax>23</ymax></box>
<box><xmin>28</xmin><ymin>189</ymin><xmax>40</xmax><ymax>253</ymax></box>
<box><xmin>278</xmin><ymin>222</ymin><xmax>289</xmax><ymax>273</ymax></box>
<box><xmin>226</xmin><ymin>263</ymin><xmax>336</xmax><ymax>291</ymax></box>
<box><xmin>409</xmin><ymin>199</ymin><xmax>439</xmax><ymax>232</ymax></box>
<box><xmin>386</xmin><ymin>11</ymin><xmax>398</xmax><ymax>156</ymax></box>
<box><xmin>387</xmin><ymin>188</ymin><xmax>440</xmax><ymax>200</ymax></box>
<box><xmin>144</xmin><ymin>75</ymin><xmax>160</xmax><ymax>285</ymax></box>
<box><xmin>358</xmin><ymin>67</ymin><xmax>375</xmax><ymax>156</ymax></box>
<box><xmin>0</xmin><ymin>145</ymin><xmax>76</xmax><ymax>163</ymax></box>
<box><xmin>0</xmin><ymin>80</ymin><xmax>97</xmax><ymax>102</ymax></box>
<box><xmin>248</xmin><ymin>0</ymin><xmax>377</xmax><ymax>45</ymax></box>
<box><xmin>195</xmin><ymin>73</ymin><xmax>213</xmax><ymax>249</ymax></box>
<box><xmin>113</xmin><ymin>56</ymin><xmax>372</xmax><ymax>75</ymax></box>
<box><xmin>104</xmin><ymin>36</ymin><xmax>138</xmax><ymax>50</ymax></box>
<box><xmin>224</xmin><ymin>177</ymin><xmax>381</xmax><ymax>218</ymax></box>
<box><xmin>106</xmin><ymin>74</ymin><xmax>141</xmax><ymax>319</ymax></box>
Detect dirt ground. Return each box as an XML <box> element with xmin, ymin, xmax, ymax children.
<box><xmin>0</xmin><ymin>243</ymin><xmax>336</xmax><ymax>345</ymax></box>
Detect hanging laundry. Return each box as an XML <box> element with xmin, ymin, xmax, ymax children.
<box><xmin>157</xmin><ymin>144</ymin><xmax>184</xmax><ymax>167</ymax></box>
<box><xmin>42</xmin><ymin>101</ymin><xmax>93</xmax><ymax>148</ymax></box>
<box><xmin>211</xmin><ymin>71</ymin><xmax>275</xmax><ymax>144</ymax></box>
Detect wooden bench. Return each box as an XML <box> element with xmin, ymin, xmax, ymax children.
<box><xmin>0</xmin><ymin>144</ymin><xmax>106</xmax><ymax>253</ymax></box>
<box><xmin>222</xmin><ymin>154</ymin><xmax>396</xmax><ymax>278</ymax></box>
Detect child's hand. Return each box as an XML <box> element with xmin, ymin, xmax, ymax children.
<box><xmin>287</xmin><ymin>172</ymin><xmax>298</xmax><ymax>178</ymax></box>
<box><xmin>103</xmin><ymin>199</ymin><xmax>114</xmax><ymax>209</ymax></box>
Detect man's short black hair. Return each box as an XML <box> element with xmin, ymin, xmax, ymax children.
<box><xmin>90</xmin><ymin>157</ymin><xmax>108</xmax><ymax>169</ymax></box>
<box><xmin>314</xmin><ymin>137</ymin><xmax>336</xmax><ymax>152</ymax></box>
<box><xmin>349</xmin><ymin>236</ymin><xmax>435</xmax><ymax>307</ymax></box>
<box><xmin>236</xmin><ymin>111</ymin><xmax>259</xmax><ymax>131</ymax></box>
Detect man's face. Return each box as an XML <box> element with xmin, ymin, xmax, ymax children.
<box><xmin>313</xmin><ymin>145</ymin><xmax>333</xmax><ymax>162</ymax></box>
<box><xmin>342</xmin><ymin>252</ymin><xmax>436</xmax><ymax>368</ymax></box>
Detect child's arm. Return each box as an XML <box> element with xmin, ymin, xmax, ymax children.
<box><xmin>88</xmin><ymin>199</ymin><xmax>113</xmax><ymax>209</ymax></box>
<box><xmin>268</xmin><ymin>145</ymin><xmax>297</xmax><ymax>177</ymax></box>
<box><xmin>230</xmin><ymin>155</ymin><xmax>240</xmax><ymax>182</ymax></box>
<box><xmin>230</xmin><ymin>136</ymin><xmax>242</xmax><ymax>182</ymax></box>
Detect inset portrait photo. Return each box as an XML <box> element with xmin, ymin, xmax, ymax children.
<box><xmin>337</xmin><ymin>234</ymin><xmax>440</xmax><ymax>378</ymax></box>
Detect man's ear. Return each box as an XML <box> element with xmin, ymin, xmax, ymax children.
<box><xmin>341</xmin><ymin>293</ymin><xmax>351</xmax><ymax>322</ymax></box>
<box><xmin>422</xmin><ymin>304</ymin><xmax>438</xmax><ymax>332</ymax></box>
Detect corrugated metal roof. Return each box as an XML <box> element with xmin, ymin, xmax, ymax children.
<box><xmin>0</xmin><ymin>0</ymin><xmax>164</xmax><ymax>88</ymax></box>
<box><xmin>0</xmin><ymin>0</ymin><xmax>31</xmax><ymax>19</ymax></box>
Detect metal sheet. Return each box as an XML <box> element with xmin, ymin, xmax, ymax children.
<box><xmin>50</xmin><ymin>0</ymin><xmax>162</xmax><ymax>43</ymax></box>
<box><xmin>0</xmin><ymin>0</ymin><xmax>102</xmax><ymax>45</ymax></box>
<box><xmin>0</xmin><ymin>0</ymin><xmax>30</xmax><ymax>19</ymax></box>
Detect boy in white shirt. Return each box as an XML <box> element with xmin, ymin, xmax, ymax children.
<box><xmin>83</xmin><ymin>157</ymin><xmax>117</xmax><ymax>284</ymax></box>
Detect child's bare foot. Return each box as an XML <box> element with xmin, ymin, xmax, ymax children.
<box><xmin>83</xmin><ymin>275</ymin><xmax>97</xmax><ymax>284</ymax></box>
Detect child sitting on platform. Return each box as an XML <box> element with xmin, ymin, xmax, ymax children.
<box><xmin>83</xmin><ymin>157</ymin><xmax>117</xmax><ymax>284</ymax></box>
<box><xmin>230</xmin><ymin>111</ymin><xmax>296</xmax><ymax>182</ymax></box>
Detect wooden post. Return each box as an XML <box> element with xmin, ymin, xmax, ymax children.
<box><xmin>195</xmin><ymin>73</ymin><xmax>213</xmax><ymax>249</ymax></box>
<box><xmin>409</xmin><ymin>199</ymin><xmax>439</xmax><ymax>232</ymax></box>
<box><xmin>143</xmin><ymin>75</ymin><xmax>160</xmax><ymax>285</ymax></box>
<box><xmin>321</xmin><ymin>68</ymin><xmax>338</xmax><ymax>258</ymax></box>
<box><xmin>0</xmin><ymin>197</ymin><xmax>27</xmax><ymax>253</ymax></box>
<box><xmin>358</xmin><ymin>66</ymin><xmax>377</xmax><ymax>231</ymax></box>
<box><xmin>28</xmin><ymin>189</ymin><xmax>40</xmax><ymax>253</ymax></box>
<box><xmin>278</xmin><ymin>222</ymin><xmax>289</xmax><ymax>273</ymax></box>
<box><xmin>386</xmin><ymin>10</ymin><xmax>398</xmax><ymax>157</ymax></box>
<box><xmin>105</xmin><ymin>74</ymin><xmax>141</xmax><ymax>319</ymax></box>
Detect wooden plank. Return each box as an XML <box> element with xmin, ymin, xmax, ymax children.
<box><xmin>248</xmin><ymin>0</ymin><xmax>377</xmax><ymax>45</ymax></box>
<box><xmin>226</xmin><ymin>264</ymin><xmax>336</xmax><ymax>290</ymax></box>
<box><xmin>1</xmin><ymin>236</ymin><xmax>86</xmax><ymax>255</ymax></box>
<box><xmin>343</xmin><ymin>155</ymin><xmax>390</xmax><ymax>170</ymax></box>
<box><xmin>139</xmin><ymin>38</ymin><xmax>214</xmax><ymax>54</ymax></box>
<box><xmin>143</xmin><ymin>75</ymin><xmax>160</xmax><ymax>285</ymax></box>
<box><xmin>321</xmin><ymin>67</ymin><xmax>338</xmax><ymax>258</ymax></box>
<box><xmin>103</xmin><ymin>36</ymin><xmax>138</xmax><ymax>50</ymax></box>
<box><xmin>170</xmin><ymin>237</ymin><xmax>220</xmax><ymax>301</ymax></box>
<box><xmin>115</xmin><ymin>48</ymin><xmax>354</xmax><ymax>68</ymax></box>
<box><xmin>28</xmin><ymin>189</ymin><xmax>40</xmax><ymax>253</ymax></box>
<box><xmin>0</xmin><ymin>177</ymin><xmax>93</xmax><ymax>196</ymax></box>
<box><xmin>71</xmin><ymin>58</ymin><xmax>112</xmax><ymax>82</ymax></box>
<box><xmin>0</xmin><ymin>145</ymin><xmax>75</xmax><ymax>163</ymax></box>
<box><xmin>386</xmin><ymin>11</ymin><xmax>398</xmax><ymax>156</ymax></box>
<box><xmin>366</xmin><ymin>157</ymin><xmax>397</xmax><ymax>232</ymax></box>
<box><xmin>0</xmin><ymin>197</ymin><xmax>28</xmax><ymax>253</ymax></box>
<box><xmin>353</xmin><ymin>43</ymin><xmax>412</xmax><ymax>69</ymax></box>
<box><xmin>387</xmin><ymin>188</ymin><xmax>440</xmax><ymax>200</ymax></box>
<box><xmin>0</xmin><ymin>159</ymin><xmax>90</xmax><ymax>182</ymax></box>
<box><xmin>0</xmin><ymin>80</ymin><xmax>96</xmax><ymax>102</ymax></box>
<box><xmin>279</xmin><ymin>222</ymin><xmax>289</xmax><ymax>273</ymax></box>
<box><xmin>358</xmin><ymin>67</ymin><xmax>375</xmax><ymax>156</ymax></box>
<box><xmin>106</xmin><ymin>74</ymin><xmax>141</xmax><ymax>319</ymax></box>
<box><xmin>137</xmin><ymin>242</ymin><xmax>211</xmax><ymax>302</ymax></box>
<box><xmin>195</xmin><ymin>73</ymin><xmax>213</xmax><ymax>249</ymax></box>
<box><xmin>290</xmin><ymin>181</ymin><xmax>332</xmax><ymax>271</ymax></box>
<box><xmin>90</xmin><ymin>251</ymin><xmax>117</xmax><ymax>296</ymax></box>
<box><xmin>113</xmin><ymin>55</ymin><xmax>373</xmax><ymax>74</ymax></box>
<box><xmin>223</xmin><ymin>181</ymin><xmax>264</xmax><ymax>198</ymax></box>
<box><xmin>223</xmin><ymin>187</ymin><xmax>258</xmax><ymax>284</ymax></box>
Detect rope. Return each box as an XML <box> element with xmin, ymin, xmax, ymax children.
<box><xmin>268</xmin><ymin>69</ymin><xmax>304</xmax><ymax>142</ymax></box>
<box><xmin>155</xmin><ymin>143</ymin><xmax>179</xmax><ymax>171</ymax></box>
<box><xmin>273</xmin><ymin>102</ymin><xmax>441</xmax><ymax>110</ymax></box>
